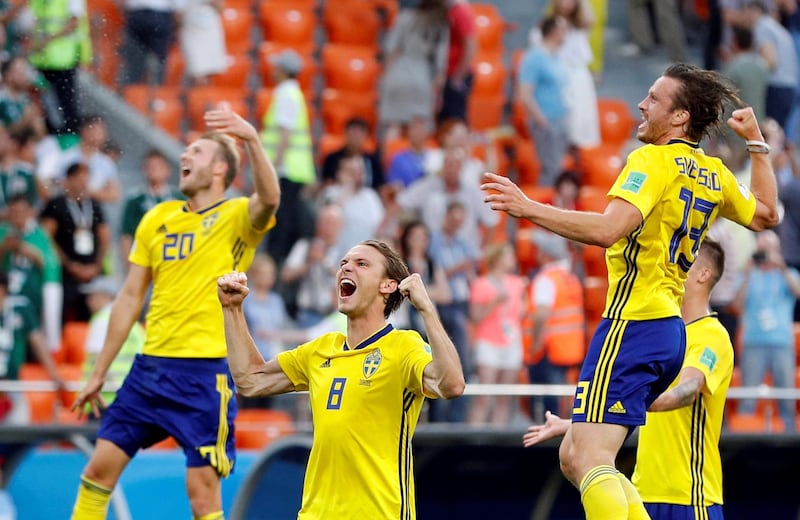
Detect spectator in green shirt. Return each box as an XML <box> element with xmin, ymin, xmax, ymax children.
<box><xmin>0</xmin><ymin>193</ymin><xmax>62</xmax><ymax>351</ymax></box>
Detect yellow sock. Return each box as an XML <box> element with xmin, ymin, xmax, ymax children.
<box><xmin>71</xmin><ymin>476</ymin><xmax>112</xmax><ymax>520</ymax></box>
<box><xmin>194</xmin><ymin>512</ymin><xmax>224</xmax><ymax>520</ymax></box>
<box><xmin>579</xmin><ymin>465</ymin><xmax>628</xmax><ymax>519</ymax></box>
<box><xmin>617</xmin><ymin>472</ymin><xmax>651</xmax><ymax>520</ymax></box>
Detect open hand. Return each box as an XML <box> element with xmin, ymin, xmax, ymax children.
<box><xmin>71</xmin><ymin>375</ymin><xmax>107</xmax><ymax>419</ymax></box>
<box><xmin>205</xmin><ymin>102</ymin><xmax>258</xmax><ymax>141</ymax></box>
<box><xmin>522</xmin><ymin>411</ymin><xmax>571</xmax><ymax>447</ymax></box>
<box><xmin>480</xmin><ymin>172</ymin><xmax>534</xmax><ymax>219</ymax></box>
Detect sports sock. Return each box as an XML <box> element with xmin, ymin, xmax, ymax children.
<box><xmin>579</xmin><ymin>465</ymin><xmax>628</xmax><ymax>519</ymax></box>
<box><xmin>71</xmin><ymin>475</ymin><xmax>112</xmax><ymax>520</ymax></box>
<box><xmin>617</xmin><ymin>472</ymin><xmax>651</xmax><ymax>519</ymax></box>
<box><xmin>194</xmin><ymin>512</ymin><xmax>225</xmax><ymax>520</ymax></box>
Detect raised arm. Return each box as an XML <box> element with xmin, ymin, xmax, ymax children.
<box><xmin>72</xmin><ymin>264</ymin><xmax>151</xmax><ymax>417</ymax></box>
<box><xmin>205</xmin><ymin>105</ymin><xmax>281</xmax><ymax>230</ymax></box>
<box><xmin>400</xmin><ymin>273</ymin><xmax>465</xmax><ymax>399</ymax></box>
<box><xmin>727</xmin><ymin>107</ymin><xmax>779</xmax><ymax>231</ymax></box>
<box><xmin>648</xmin><ymin>367</ymin><xmax>706</xmax><ymax>412</ymax></box>
<box><xmin>217</xmin><ymin>271</ymin><xmax>295</xmax><ymax>397</ymax></box>
<box><xmin>481</xmin><ymin>172</ymin><xmax>643</xmax><ymax>247</ymax></box>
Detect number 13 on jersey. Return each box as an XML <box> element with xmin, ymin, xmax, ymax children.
<box><xmin>668</xmin><ymin>187</ymin><xmax>716</xmax><ymax>272</ymax></box>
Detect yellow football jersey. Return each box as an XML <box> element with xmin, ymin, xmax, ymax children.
<box><xmin>130</xmin><ymin>198</ymin><xmax>274</xmax><ymax>358</ymax></box>
<box><xmin>633</xmin><ymin>315</ymin><xmax>733</xmax><ymax>506</ymax></box>
<box><xmin>277</xmin><ymin>324</ymin><xmax>433</xmax><ymax>520</ymax></box>
<box><xmin>605</xmin><ymin>140</ymin><xmax>756</xmax><ymax>320</ymax></box>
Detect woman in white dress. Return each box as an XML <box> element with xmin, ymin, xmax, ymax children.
<box><xmin>531</xmin><ymin>0</ymin><xmax>600</xmax><ymax>149</ymax></box>
<box><xmin>178</xmin><ymin>0</ymin><xmax>227</xmax><ymax>85</ymax></box>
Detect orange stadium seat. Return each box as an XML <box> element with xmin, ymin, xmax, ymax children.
<box><xmin>187</xmin><ymin>86</ymin><xmax>248</xmax><ymax>130</ymax></box>
<box><xmin>317</xmin><ymin>132</ymin><xmax>377</xmax><ymax>165</ymax></box>
<box><xmin>222</xmin><ymin>0</ymin><xmax>256</xmax><ymax>8</ymax></box>
<box><xmin>90</xmin><ymin>43</ymin><xmax>121</xmax><ymax>88</ymax></box>
<box><xmin>513</xmin><ymin>137</ymin><xmax>540</xmax><ymax>186</ymax></box>
<box><xmin>510</xmin><ymin>98</ymin><xmax>529</xmax><ymax>139</ymax></box>
<box><xmin>324</xmin><ymin>7</ymin><xmax>381</xmax><ymax>48</ymax></box>
<box><xmin>472</xmin><ymin>3</ymin><xmax>506</xmax><ymax>56</ymax></box>
<box><xmin>468</xmin><ymin>93</ymin><xmax>505</xmax><ymax>131</ymax></box>
<box><xmin>321</xmin><ymin>44</ymin><xmax>381</xmax><ymax>92</ymax></box>
<box><xmin>220</xmin><ymin>6</ymin><xmax>255</xmax><ymax>54</ymax></box>
<box><xmin>164</xmin><ymin>45</ymin><xmax>186</xmax><ymax>87</ymax></box>
<box><xmin>148</xmin><ymin>436</ymin><xmax>180</xmax><ymax>450</ymax></box>
<box><xmin>583</xmin><ymin>276</ymin><xmax>608</xmax><ymax>324</ymax></box>
<box><xmin>235</xmin><ymin>408</ymin><xmax>295</xmax><ymax>450</ymax></box>
<box><xmin>57</xmin><ymin>321</ymin><xmax>90</xmax><ymax>366</ymax></box>
<box><xmin>124</xmin><ymin>85</ymin><xmax>184</xmax><ymax>138</ymax></box>
<box><xmin>472</xmin><ymin>56</ymin><xmax>507</xmax><ymax>96</ymax></box>
<box><xmin>208</xmin><ymin>53</ymin><xmax>253</xmax><ymax>90</ymax></box>
<box><xmin>320</xmin><ymin>88</ymin><xmax>378</xmax><ymax>135</ymax></box>
<box><xmin>577</xmin><ymin>144</ymin><xmax>625</xmax><ymax>191</ymax></box>
<box><xmin>597</xmin><ymin>97</ymin><xmax>637</xmax><ymax>149</ymax></box>
<box><xmin>259</xmin><ymin>4</ymin><xmax>317</xmax><ymax>46</ymax></box>
<box><xmin>257</xmin><ymin>42</ymin><xmax>317</xmax><ymax>94</ymax></box>
<box><xmin>57</xmin><ymin>363</ymin><xmax>83</xmax><ymax>410</ymax></box>
<box><xmin>19</xmin><ymin>363</ymin><xmax>56</xmax><ymax>423</ymax></box>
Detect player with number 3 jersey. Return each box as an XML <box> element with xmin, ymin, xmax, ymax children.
<box><xmin>481</xmin><ymin>63</ymin><xmax>779</xmax><ymax>519</ymax></box>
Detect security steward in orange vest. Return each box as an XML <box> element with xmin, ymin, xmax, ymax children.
<box><xmin>523</xmin><ymin>230</ymin><xmax>586</xmax><ymax>422</ymax></box>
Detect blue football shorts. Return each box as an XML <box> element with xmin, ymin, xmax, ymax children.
<box><xmin>97</xmin><ymin>354</ymin><xmax>238</xmax><ymax>477</ymax></box>
<box><xmin>571</xmin><ymin>316</ymin><xmax>685</xmax><ymax>428</ymax></box>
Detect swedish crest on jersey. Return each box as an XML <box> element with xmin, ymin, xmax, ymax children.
<box><xmin>202</xmin><ymin>212</ymin><xmax>220</xmax><ymax>235</ymax></box>
<box><xmin>362</xmin><ymin>349</ymin><xmax>382</xmax><ymax>379</ymax></box>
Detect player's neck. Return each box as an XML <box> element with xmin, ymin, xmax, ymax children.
<box><xmin>186</xmin><ymin>191</ymin><xmax>225</xmax><ymax>212</ymax></box>
<box><xmin>345</xmin><ymin>311</ymin><xmax>388</xmax><ymax>349</ymax></box>
<box><xmin>681</xmin><ymin>296</ymin><xmax>712</xmax><ymax>324</ymax></box>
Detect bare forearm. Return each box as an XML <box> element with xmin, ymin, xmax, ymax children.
<box><xmin>222</xmin><ymin>306</ymin><xmax>292</xmax><ymax>397</ymax></box>
<box><xmin>649</xmin><ymin>379</ymin><xmax>700</xmax><ymax>412</ymax></box>
<box><xmin>90</xmin><ymin>293</ymin><xmax>145</xmax><ymax>380</ymax></box>
<box><xmin>419</xmin><ymin>306</ymin><xmax>465</xmax><ymax>399</ymax></box>
<box><xmin>523</xmin><ymin>204</ymin><xmax>617</xmax><ymax>247</ymax></box>
<box><xmin>749</xmin><ymin>152</ymin><xmax>778</xmax><ymax>229</ymax></box>
<box><xmin>244</xmin><ymin>133</ymin><xmax>281</xmax><ymax>229</ymax></box>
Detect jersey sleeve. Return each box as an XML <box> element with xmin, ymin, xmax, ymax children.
<box><xmin>276</xmin><ymin>339</ymin><xmax>314</xmax><ymax>391</ymax></box>
<box><xmin>607</xmin><ymin>147</ymin><xmax>668</xmax><ymax>219</ymax></box>
<box><xmin>399</xmin><ymin>331</ymin><xmax>435</xmax><ymax>398</ymax></box>
<box><xmin>231</xmin><ymin>197</ymin><xmax>276</xmax><ymax>247</ymax></box>
<box><xmin>717</xmin><ymin>167</ymin><xmax>757</xmax><ymax>227</ymax></box>
<box><xmin>129</xmin><ymin>206</ymin><xmax>158</xmax><ymax>267</ymax></box>
<box><xmin>683</xmin><ymin>324</ymin><xmax>733</xmax><ymax>396</ymax></box>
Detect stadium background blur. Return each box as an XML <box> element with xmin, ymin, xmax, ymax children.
<box><xmin>3</xmin><ymin>0</ymin><xmax>800</xmax><ymax>518</ymax></box>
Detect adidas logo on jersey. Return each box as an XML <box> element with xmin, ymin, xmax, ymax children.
<box><xmin>608</xmin><ymin>401</ymin><xmax>626</xmax><ymax>414</ymax></box>
<box><xmin>157</xmin><ymin>224</ymin><xmax>168</xmax><ymax>233</ymax></box>
<box><xmin>319</xmin><ymin>359</ymin><xmax>331</xmax><ymax>368</ymax></box>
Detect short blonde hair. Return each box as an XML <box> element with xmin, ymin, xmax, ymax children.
<box><xmin>200</xmin><ymin>132</ymin><xmax>240</xmax><ymax>188</ymax></box>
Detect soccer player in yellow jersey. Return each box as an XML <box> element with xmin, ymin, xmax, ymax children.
<box><xmin>69</xmin><ymin>104</ymin><xmax>281</xmax><ymax>520</ymax></box>
<box><xmin>217</xmin><ymin>239</ymin><xmax>466</xmax><ymax>519</ymax></box>
<box><xmin>524</xmin><ymin>239</ymin><xmax>733</xmax><ymax>519</ymax></box>
<box><xmin>482</xmin><ymin>62</ymin><xmax>779</xmax><ymax>519</ymax></box>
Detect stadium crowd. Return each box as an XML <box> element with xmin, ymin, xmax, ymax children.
<box><xmin>0</xmin><ymin>0</ymin><xmax>799</xmax><ymax>440</ymax></box>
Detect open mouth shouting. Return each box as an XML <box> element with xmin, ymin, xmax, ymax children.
<box><xmin>340</xmin><ymin>278</ymin><xmax>356</xmax><ymax>299</ymax></box>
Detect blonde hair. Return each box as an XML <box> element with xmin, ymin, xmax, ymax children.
<box><xmin>199</xmin><ymin>131</ymin><xmax>240</xmax><ymax>188</ymax></box>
